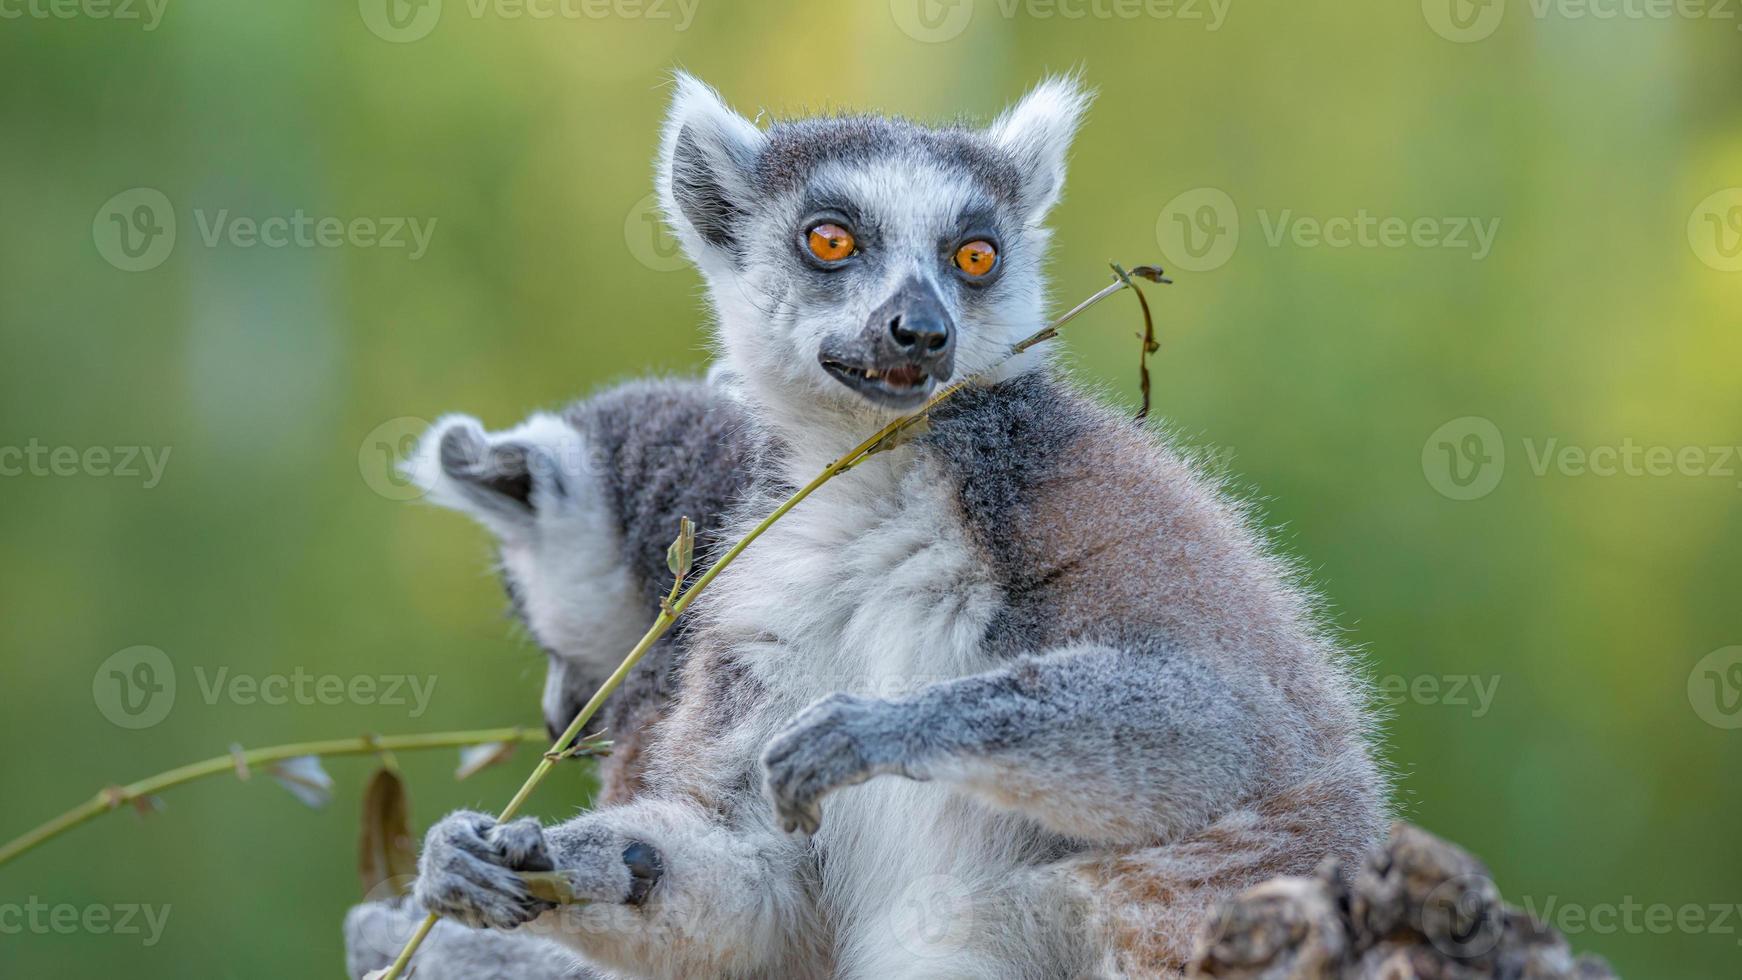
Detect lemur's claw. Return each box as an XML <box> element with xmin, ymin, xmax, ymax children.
<box><xmin>762</xmin><ymin>691</ymin><xmax>913</xmax><ymax>838</ymax></box>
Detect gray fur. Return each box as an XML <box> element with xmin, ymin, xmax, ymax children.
<box><xmin>345</xmin><ymin>898</ymin><xmax>593</xmax><ymax>979</ymax></box>
<box><xmin>346</xmin><ymin>73</ymin><xmax>1388</xmax><ymax>980</ymax></box>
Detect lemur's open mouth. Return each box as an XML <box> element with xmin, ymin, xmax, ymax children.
<box><xmin>819</xmin><ymin>356</ymin><xmax>935</xmax><ymax>408</ymax></box>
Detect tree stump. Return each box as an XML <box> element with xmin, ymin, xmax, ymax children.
<box><xmin>1187</xmin><ymin>823</ymin><xmax>1619</xmax><ymax>979</ymax></box>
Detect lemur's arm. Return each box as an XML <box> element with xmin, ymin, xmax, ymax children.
<box><xmin>761</xmin><ymin>643</ymin><xmax>1281</xmax><ymax>845</ymax></box>
<box><xmin>411</xmin><ymin>799</ymin><xmax>816</xmax><ymax>979</ymax></box>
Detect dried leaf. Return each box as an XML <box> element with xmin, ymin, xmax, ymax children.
<box><xmin>268</xmin><ymin>755</ymin><xmax>334</xmax><ymax>809</ymax></box>
<box><xmin>866</xmin><ymin>416</ymin><xmax>931</xmax><ymax>457</ymax></box>
<box><xmin>229</xmin><ymin>743</ymin><xmax>252</xmax><ymax>781</ymax></box>
<box><xmin>358</xmin><ymin>768</ymin><xmax>417</xmax><ymax>897</ymax></box>
<box><xmin>455</xmin><ymin>740</ymin><xmax>518</xmax><ymax>782</ymax></box>
<box><xmin>666</xmin><ymin>516</ymin><xmax>696</xmax><ymax>581</ymax></box>
<box><xmin>1127</xmin><ymin>264</ymin><xmax>1173</xmax><ymax>284</ymax></box>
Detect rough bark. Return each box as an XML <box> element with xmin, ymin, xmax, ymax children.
<box><xmin>1187</xmin><ymin>823</ymin><xmax>1619</xmax><ymax>980</ymax></box>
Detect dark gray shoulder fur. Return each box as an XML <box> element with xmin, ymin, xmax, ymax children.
<box><xmin>566</xmin><ymin>377</ymin><xmax>762</xmax><ymax>611</ymax></box>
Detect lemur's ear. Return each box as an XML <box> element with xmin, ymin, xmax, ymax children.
<box><xmin>987</xmin><ymin>74</ymin><xmax>1094</xmax><ymax>221</ymax></box>
<box><xmin>403</xmin><ymin>413</ymin><xmax>578</xmax><ymax>542</ymax></box>
<box><xmin>657</xmin><ymin>72</ymin><xmax>765</xmax><ymax>264</ymax></box>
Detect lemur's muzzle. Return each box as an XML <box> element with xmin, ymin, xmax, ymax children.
<box><xmin>818</xmin><ymin>276</ymin><xmax>956</xmax><ymax>409</ymax></box>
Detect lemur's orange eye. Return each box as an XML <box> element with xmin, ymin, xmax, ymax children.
<box><xmin>807</xmin><ymin>223</ymin><xmax>855</xmax><ymax>262</ymax></box>
<box><xmin>954</xmin><ymin>240</ymin><xmax>998</xmax><ymax>277</ymax></box>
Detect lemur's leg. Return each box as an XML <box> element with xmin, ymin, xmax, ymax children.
<box><xmin>760</xmin><ymin>644</ymin><xmax>1384</xmax><ymax>977</ymax></box>
<box><xmin>413</xmin><ymin>800</ymin><xmax>819</xmax><ymax>980</ymax></box>
<box><xmin>343</xmin><ymin>896</ymin><xmax>594</xmax><ymax>980</ymax></box>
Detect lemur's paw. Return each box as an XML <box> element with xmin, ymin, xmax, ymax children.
<box><xmin>415</xmin><ymin>811</ymin><xmax>557</xmax><ymax>930</ymax></box>
<box><xmin>543</xmin><ymin>818</ymin><xmax>664</xmax><ymax>907</ymax></box>
<box><xmin>761</xmin><ymin>692</ymin><xmax>911</xmax><ymax>836</ymax></box>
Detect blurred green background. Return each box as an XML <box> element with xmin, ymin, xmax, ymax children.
<box><xmin>2</xmin><ymin>1</ymin><xmax>1739</xmax><ymax>976</ymax></box>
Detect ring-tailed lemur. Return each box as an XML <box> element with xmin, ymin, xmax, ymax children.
<box><xmin>344</xmin><ymin>74</ymin><xmax>1388</xmax><ymax>980</ymax></box>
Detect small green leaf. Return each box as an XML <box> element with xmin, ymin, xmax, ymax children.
<box><xmin>867</xmin><ymin>416</ymin><xmax>931</xmax><ymax>457</ymax></box>
<box><xmin>519</xmin><ymin>870</ymin><xmax>590</xmax><ymax>905</ymax></box>
<box><xmin>666</xmin><ymin>516</ymin><xmax>696</xmax><ymax>580</ymax></box>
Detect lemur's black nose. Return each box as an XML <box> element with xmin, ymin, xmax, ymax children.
<box><xmin>888</xmin><ymin>312</ymin><xmax>951</xmax><ymax>353</ymax></box>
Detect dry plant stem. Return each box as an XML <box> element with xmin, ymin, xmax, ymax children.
<box><xmin>377</xmin><ymin>268</ymin><xmax>1144</xmax><ymax>980</ymax></box>
<box><xmin>0</xmin><ymin>727</ymin><xmax>550</xmax><ymax>869</ymax></box>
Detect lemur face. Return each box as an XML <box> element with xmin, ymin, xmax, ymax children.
<box><xmin>657</xmin><ymin>74</ymin><xmax>1091</xmax><ymax>418</ymax></box>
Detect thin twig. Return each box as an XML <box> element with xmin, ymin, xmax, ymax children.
<box><xmin>377</xmin><ymin>266</ymin><xmax>1151</xmax><ymax>979</ymax></box>
<box><xmin>0</xmin><ymin>727</ymin><xmax>554</xmax><ymax>869</ymax></box>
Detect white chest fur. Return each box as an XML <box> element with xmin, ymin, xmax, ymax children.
<box><xmin>696</xmin><ymin>454</ymin><xmax>1047</xmax><ymax>976</ymax></box>
<box><xmin>703</xmin><ymin>452</ymin><xmax>1002</xmax><ymax>711</ymax></box>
